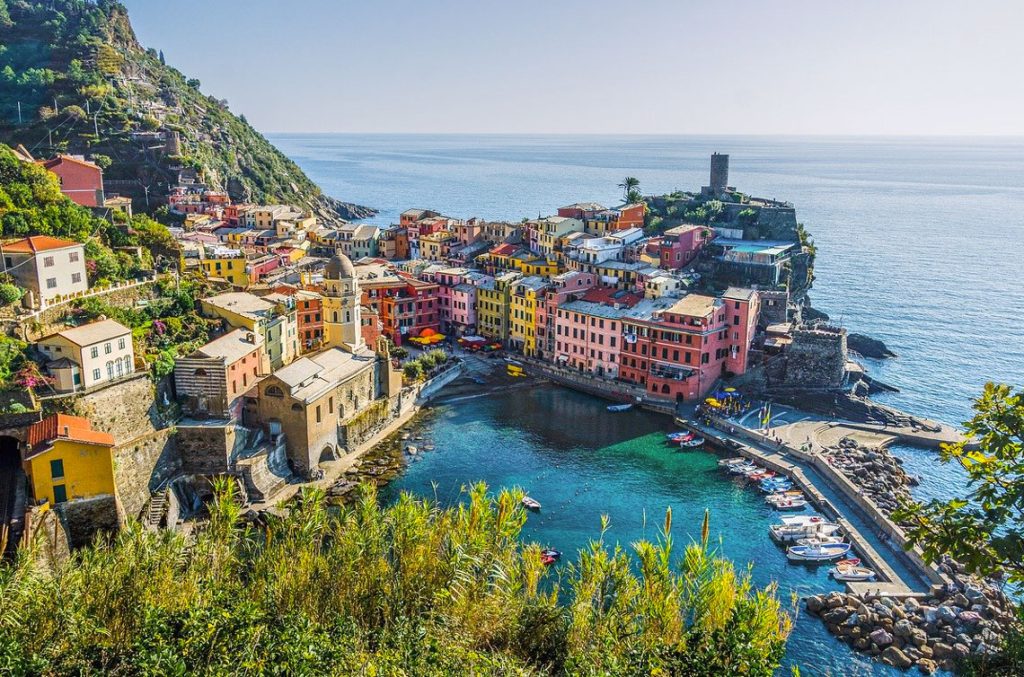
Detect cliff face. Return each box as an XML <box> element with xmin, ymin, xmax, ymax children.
<box><xmin>0</xmin><ymin>1</ymin><xmax>374</xmax><ymax>222</ymax></box>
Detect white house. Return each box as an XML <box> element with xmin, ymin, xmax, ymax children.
<box><xmin>37</xmin><ymin>319</ymin><xmax>135</xmax><ymax>392</ymax></box>
<box><xmin>2</xmin><ymin>236</ymin><xmax>88</xmax><ymax>308</ymax></box>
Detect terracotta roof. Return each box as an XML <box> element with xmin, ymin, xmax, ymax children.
<box><xmin>41</xmin><ymin>154</ymin><xmax>101</xmax><ymax>171</ymax></box>
<box><xmin>3</xmin><ymin>235</ymin><xmax>81</xmax><ymax>254</ymax></box>
<box><xmin>26</xmin><ymin>414</ymin><xmax>114</xmax><ymax>458</ymax></box>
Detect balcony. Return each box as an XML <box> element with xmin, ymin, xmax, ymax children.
<box><xmin>650</xmin><ymin>362</ymin><xmax>694</xmax><ymax>381</ymax></box>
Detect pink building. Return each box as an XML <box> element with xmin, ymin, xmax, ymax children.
<box><xmin>455</xmin><ymin>218</ymin><xmax>484</xmax><ymax>246</ymax></box>
<box><xmin>553</xmin><ymin>287</ymin><xmax>646</xmax><ymax>378</ymax></box>
<box><xmin>659</xmin><ymin>225</ymin><xmax>714</xmax><ymax>269</ymax></box>
<box><xmin>722</xmin><ymin>287</ymin><xmax>760</xmax><ymax>375</ymax></box>
<box><xmin>535</xmin><ymin>271</ymin><xmax>597</xmax><ymax>361</ymax></box>
<box><xmin>431</xmin><ymin>267</ymin><xmax>490</xmax><ymax>335</ymax></box>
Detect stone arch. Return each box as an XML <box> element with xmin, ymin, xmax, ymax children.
<box><xmin>319</xmin><ymin>444</ymin><xmax>336</xmax><ymax>463</ymax></box>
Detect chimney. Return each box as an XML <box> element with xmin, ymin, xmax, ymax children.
<box><xmin>245</xmin><ymin>332</ymin><xmax>256</xmax><ymax>344</ymax></box>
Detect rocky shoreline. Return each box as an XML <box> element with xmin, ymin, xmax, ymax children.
<box><xmin>807</xmin><ymin>437</ymin><xmax>1016</xmax><ymax>671</ymax></box>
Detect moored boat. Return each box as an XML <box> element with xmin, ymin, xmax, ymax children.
<box><xmin>607</xmin><ymin>403</ymin><xmax>633</xmax><ymax>412</ymax></box>
<box><xmin>678</xmin><ymin>435</ymin><xmax>704</xmax><ymax>448</ymax></box>
<box><xmin>780</xmin><ymin>515</ymin><xmax>826</xmax><ymax>526</ymax></box>
<box><xmin>770</xmin><ymin>497</ymin><xmax>809</xmax><ymax>510</ymax></box>
<box><xmin>786</xmin><ymin>542</ymin><xmax>852</xmax><ymax>561</ymax></box>
<box><xmin>769</xmin><ymin>522</ymin><xmax>842</xmax><ymax>542</ymax></box>
<box><xmin>521</xmin><ymin>496</ymin><xmax>541</xmax><ymax>511</ymax></box>
<box><xmin>831</xmin><ymin>565</ymin><xmax>877</xmax><ymax>581</ymax></box>
<box><xmin>796</xmin><ymin>535</ymin><xmax>845</xmax><ymax>547</ymax></box>
<box><xmin>717</xmin><ymin>457</ymin><xmax>748</xmax><ymax>467</ymax></box>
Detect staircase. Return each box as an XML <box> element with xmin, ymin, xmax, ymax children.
<box><xmin>145</xmin><ymin>489</ymin><xmax>167</xmax><ymax>530</ymax></box>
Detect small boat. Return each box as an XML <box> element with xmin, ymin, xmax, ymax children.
<box><xmin>728</xmin><ymin>463</ymin><xmax>757</xmax><ymax>475</ymax></box>
<box><xmin>796</xmin><ymin>535</ymin><xmax>845</xmax><ymax>547</ymax></box>
<box><xmin>541</xmin><ymin>548</ymin><xmax>561</xmax><ymax>560</ymax></box>
<box><xmin>766</xmin><ymin>492</ymin><xmax>804</xmax><ymax>505</ymax></box>
<box><xmin>760</xmin><ymin>481</ymin><xmax>793</xmax><ymax>493</ymax></box>
<box><xmin>770</xmin><ymin>497</ymin><xmax>809</xmax><ymax>510</ymax></box>
<box><xmin>780</xmin><ymin>515</ymin><xmax>826</xmax><ymax>526</ymax></box>
<box><xmin>748</xmin><ymin>470</ymin><xmax>777</xmax><ymax>480</ymax></box>
<box><xmin>786</xmin><ymin>543</ymin><xmax>852</xmax><ymax>561</ymax></box>
<box><xmin>541</xmin><ymin>554</ymin><xmax>557</xmax><ymax>566</ymax></box>
<box><xmin>521</xmin><ymin>497</ymin><xmax>541</xmax><ymax>511</ymax></box>
<box><xmin>607</xmin><ymin>403</ymin><xmax>633</xmax><ymax>412</ymax></box>
<box><xmin>718</xmin><ymin>457</ymin><xmax>748</xmax><ymax>467</ymax></box>
<box><xmin>835</xmin><ymin>557</ymin><xmax>861</xmax><ymax>567</ymax></box>
<box><xmin>678</xmin><ymin>435</ymin><xmax>704</xmax><ymax>448</ymax></box>
<box><xmin>769</xmin><ymin>522</ymin><xmax>841</xmax><ymax>542</ymax></box>
<box><xmin>740</xmin><ymin>465</ymin><xmax>766</xmax><ymax>476</ymax></box>
<box><xmin>831</xmin><ymin>565</ymin><xmax>877</xmax><ymax>582</ymax></box>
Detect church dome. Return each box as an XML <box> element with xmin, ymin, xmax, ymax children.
<box><xmin>325</xmin><ymin>251</ymin><xmax>356</xmax><ymax>279</ymax></box>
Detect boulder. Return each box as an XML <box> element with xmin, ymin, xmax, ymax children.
<box><xmin>805</xmin><ymin>595</ymin><xmax>825</xmax><ymax>614</ymax></box>
<box><xmin>958</xmin><ymin>610</ymin><xmax>982</xmax><ymax>625</ymax></box>
<box><xmin>881</xmin><ymin>646</ymin><xmax>914</xmax><ymax>669</ymax></box>
<box><xmin>936</xmin><ymin>606</ymin><xmax>958</xmax><ymax>624</ymax></box>
<box><xmin>910</xmin><ymin>628</ymin><xmax>929</xmax><ymax>647</ymax></box>
<box><xmin>826</xmin><ymin>592</ymin><xmax>846</xmax><ymax>609</ymax></box>
<box><xmin>931</xmin><ymin>642</ymin><xmax>952</xmax><ymax>659</ymax></box>
<box><xmin>952</xmin><ymin>643</ymin><xmax>971</xmax><ymax>659</ymax></box>
<box><xmin>894</xmin><ymin>618</ymin><xmax>915</xmax><ymax>638</ymax></box>
<box><xmin>870</xmin><ymin>628</ymin><xmax>894</xmax><ymax>647</ymax></box>
<box><xmin>904</xmin><ymin>597</ymin><xmax>921</xmax><ymax>612</ymax></box>
<box><xmin>953</xmin><ymin>593</ymin><xmax>971</xmax><ymax>608</ymax></box>
<box><xmin>823</xmin><ymin>608</ymin><xmax>850</xmax><ymax>625</ymax></box>
<box><xmin>917</xmin><ymin>658</ymin><xmax>938</xmax><ymax>675</ymax></box>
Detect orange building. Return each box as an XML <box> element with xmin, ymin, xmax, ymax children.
<box><xmin>40</xmin><ymin>155</ymin><xmax>104</xmax><ymax>207</ymax></box>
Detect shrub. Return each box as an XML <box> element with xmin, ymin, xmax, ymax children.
<box><xmin>0</xmin><ymin>282</ymin><xmax>23</xmax><ymax>305</ymax></box>
<box><xmin>0</xmin><ymin>483</ymin><xmax>790</xmax><ymax>674</ymax></box>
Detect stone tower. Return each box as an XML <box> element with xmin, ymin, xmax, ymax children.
<box><xmin>322</xmin><ymin>251</ymin><xmax>363</xmax><ymax>352</ymax></box>
<box><xmin>709</xmin><ymin>153</ymin><xmax>729</xmax><ymax>194</ymax></box>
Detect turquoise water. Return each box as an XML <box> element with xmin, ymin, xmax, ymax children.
<box><xmin>270</xmin><ymin>134</ymin><xmax>1023</xmax><ymax>670</ymax></box>
<box><xmin>381</xmin><ymin>385</ymin><xmax>890</xmax><ymax>675</ymax></box>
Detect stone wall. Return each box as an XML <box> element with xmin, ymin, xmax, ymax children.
<box><xmin>114</xmin><ymin>427</ymin><xmax>180</xmax><ymax>519</ymax></box>
<box><xmin>176</xmin><ymin>423</ymin><xmax>238</xmax><ymax>475</ymax></box>
<box><xmin>58</xmin><ymin>494</ymin><xmax>120</xmax><ymax>548</ymax></box>
<box><xmin>21</xmin><ymin>280</ymin><xmax>162</xmax><ymax>342</ymax></box>
<box><xmin>61</xmin><ymin>373</ymin><xmax>159</xmax><ymax>445</ymax></box>
<box><xmin>767</xmin><ymin>326</ymin><xmax>848</xmax><ymax>391</ymax></box>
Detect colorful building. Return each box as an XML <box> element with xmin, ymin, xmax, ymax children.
<box><xmin>174</xmin><ymin>329</ymin><xmax>265</xmax><ymax>420</ymax></box>
<box><xmin>200</xmin><ymin>292</ymin><xmax>298</xmax><ymax>370</ymax></box>
<box><xmin>40</xmin><ymin>155</ymin><xmax>104</xmax><ymax>207</ymax></box>
<box><xmin>476</xmin><ymin>271</ymin><xmax>520</xmax><ymax>342</ymax></box>
<box><xmin>509</xmin><ymin>276</ymin><xmax>550</xmax><ymax>356</ymax></box>
<box><xmin>23</xmin><ymin>414</ymin><xmax>116</xmax><ymax>506</ymax></box>
<box><xmin>658</xmin><ymin>224</ymin><xmax>713</xmax><ymax>269</ymax></box>
<box><xmin>420</xmin><ymin>230</ymin><xmax>457</xmax><ymax>262</ymax></box>
<box><xmin>355</xmin><ymin>262</ymin><xmax>440</xmax><ymax>345</ymax></box>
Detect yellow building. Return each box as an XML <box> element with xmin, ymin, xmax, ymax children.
<box><xmin>509</xmin><ymin>276</ymin><xmax>549</xmax><ymax>356</ymax></box>
<box><xmin>476</xmin><ymin>271</ymin><xmax>520</xmax><ymax>342</ymax></box>
<box><xmin>515</xmin><ymin>254</ymin><xmax>560</xmax><ymax>278</ymax></box>
<box><xmin>199</xmin><ymin>252</ymin><xmax>250</xmax><ymax>287</ymax></box>
<box><xmin>532</xmin><ymin>216</ymin><xmax>583</xmax><ymax>256</ymax></box>
<box><xmin>23</xmin><ymin>414</ymin><xmax>116</xmax><ymax>505</ymax></box>
<box><xmin>420</xmin><ymin>230</ymin><xmax>457</xmax><ymax>262</ymax></box>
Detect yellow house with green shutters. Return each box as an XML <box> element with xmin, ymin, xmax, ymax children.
<box><xmin>199</xmin><ymin>250</ymin><xmax>250</xmax><ymax>287</ymax></box>
<box><xmin>23</xmin><ymin>414</ymin><xmax>116</xmax><ymax>506</ymax></box>
<box><xmin>509</xmin><ymin>276</ymin><xmax>550</xmax><ymax>357</ymax></box>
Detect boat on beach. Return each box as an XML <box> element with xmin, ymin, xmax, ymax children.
<box><xmin>521</xmin><ymin>496</ymin><xmax>541</xmax><ymax>511</ymax></box>
<box><xmin>607</xmin><ymin>403</ymin><xmax>633</xmax><ymax>412</ymax></box>
<box><xmin>786</xmin><ymin>542</ymin><xmax>852</xmax><ymax>561</ymax></box>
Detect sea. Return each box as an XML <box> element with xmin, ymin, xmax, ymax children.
<box><xmin>269</xmin><ymin>134</ymin><xmax>1024</xmax><ymax>673</ymax></box>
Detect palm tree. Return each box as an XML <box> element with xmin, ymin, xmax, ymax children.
<box><xmin>618</xmin><ymin>176</ymin><xmax>640</xmax><ymax>203</ymax></box>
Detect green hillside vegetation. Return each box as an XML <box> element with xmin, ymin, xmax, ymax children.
<box><xmin>0</xmin><ymin>482</ymin><xmax>791</xmax><ymax>675</ymax></box>
<box><xmin>0</xmin><ymin>0</ymin><xmax>372</xmax><ymax>220</ymax></box>
<box><xmin>0</xmin><ymin>143</ymin><xmax>170</xmax><ymax>285</ymax></box>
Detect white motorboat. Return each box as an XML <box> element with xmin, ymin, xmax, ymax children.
<box><xmin>830</xmin><ymin>565</ymin><xmax>877</xmax><ymax>582</ymax></box>
<box><xmin>521</xmin><ymin>496</ymin><xmax>541</xmax><ymax>511</ymax></box>
<box><xmin>796</xmin><ymin>535</ymin><xmax>844</xmax><ymax>547</ymax></box>
<box><xmin>786</xmin><ymin>542</ymin><xmax>852</xmax><ymax>561</ymax></box>
<box><xmin>678</xmin><ymin>435</ymin><xmax>705</xmax><ymax>449</ymax></box>
<box><xmin>769</xmin><ymin>497</ymin><xmax>808</xmax><ymax>511</ymax></box>
<box><xmin>769</xmin><ymin>522</ymin><xmax>842</xmax><ymax>543</ymax></box>
<box><xmin>718</xmin><ymin>457</ymin><xmax>747</xmax><ymax>467</ymax></box>
<box><xmin>607</xmin><ymin>403</ymin><xmax>633</xmax><ymax>412</ymax></box>
<box><xmin>780</xmin><ymin>515</ymin><xmax>826</xmax><ymax>526</ymax></box>
<box><xmin>728</xmin><ymin>463</ymin><xmax>757</xmax><ymax>475</ymax></box>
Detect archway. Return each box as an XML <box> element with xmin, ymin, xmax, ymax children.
<box><xmin>0</xmin><ymin>436</ymin><xmax>23</xmax><ymax>557</ymax></box>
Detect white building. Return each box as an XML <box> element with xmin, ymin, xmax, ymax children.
<box><xmin>37</xmin><ymin>319</ymin><xmax>135</xmax><ymax>392</ymax></box>
<box><xmin>2</xmin><ymin>236</ymin><xmax>88</xmax><ymax>308</ymax></box>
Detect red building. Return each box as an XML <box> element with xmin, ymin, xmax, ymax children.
<box><xmin>618</xmin><ymin>292</ymin><xmax>756</xmax><ymax>402</ymax></box>
<box><xmin>658</xmin><ymin>225</ymin><xmax>713</xmax><ymax>269</ymax></box>
<box><xmin>40</xmin><ymin>155</ymin><xmax>104</xmax><ymax>207</ymax></box>
<box><xmin>294</xmin><ymin>290</ymin><xmax>324</xmax><ymax>353</ymax></box>
<box><xmin>360</xmin><ymin>273</ymin><xmax>440</xmax><ymax>345</ymax></box>
<box><xmin>722</xmin><ymin>287</ymin><xmax>760</xmax><ymax>375</ymax></box>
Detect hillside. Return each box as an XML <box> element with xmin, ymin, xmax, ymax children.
<box><xmin>0</xmin><ymin>0</ymin><xmax>373</xmax><ymax>221</ymax></box>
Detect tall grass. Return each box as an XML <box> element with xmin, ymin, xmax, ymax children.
<box><xmin>0</xmin><ymin>482</ymin><xmax>790</xmax><ymax>675</ymax></box>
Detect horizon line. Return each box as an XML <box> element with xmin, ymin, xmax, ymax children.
<box><xmin>263</xmin><ymin>131</ymin><xmax>1024</xmax><ymax>139</ymax></box>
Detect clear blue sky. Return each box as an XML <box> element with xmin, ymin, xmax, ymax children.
<box><xmin>123</xmin><ymin>0</ymin><xmax>1024</xmax><ymax>135</ymax></box>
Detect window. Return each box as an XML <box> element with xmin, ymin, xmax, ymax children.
<box><xmin>92</xmin><ymin>368</ymin><xmax>101</xmax><ymax>381</ymax></box>
<box><xmin>50</xmin><ymin>459</ymin><xmax>65</xmax><ymax>479</ymax></box>
<box><xmin>46</xmin><ymin>278</ymin><xmax>57</xmax><ymax>289</ymax></box>
<box><xmin>43</xmin><ymin>256</ymin><xmax>55</xmax><ymax>267</ymax></box>
<box><xmin>266</xmin><ymin>386</ymin><xmax>284</xmax><ymax>398</ymax></box>
<box><xmin>329</xmin><ymin>397</ymin><xmax>334</xmax><ymax>414</ymax></box>
<box><xmin>118</xmin><ymin>338</ymin><xmax>126</xmax><ymax>350</ymax></box>
<box><xmin>106</xmin><ymin>362</ymin><xmax>114</xmax><ymax>378</ymax></box>
<box><xmin>316</xmin><ymin>405</ymin><xmax>322</xmax><ymax>423</ymax></box>
<box><xmin>90</xmin><ymin>346</ymin><xmax>98</xmax><ymax>359</ymax></box>
<box><xmin>105</xmin><ymin>343</ymin><xmax>112</xmax><ymax>354</ymax></box>
<box><xmin>53</xmin><ymin>484</ymin><xmax>68</xmax><ymax>504</ymax></box>
<box><xmin>72</xmin><ymin>272</ymin><xmax>82</xmax><ymax>284</ymax></box>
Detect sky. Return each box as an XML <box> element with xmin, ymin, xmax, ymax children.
<box><xmin>123</xmin><ymin>0</ymin><xmax>1024</xmax><ymax>136</ymax></box>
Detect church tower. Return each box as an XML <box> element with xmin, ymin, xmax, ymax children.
<box><xmin>323</xmin><ymin>251</ymin><xmax>364</xmax><ymax>352</ymax></box>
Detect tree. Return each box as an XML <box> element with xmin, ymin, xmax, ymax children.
<box><xmin>0</xmin><ymin>282</ymin><xmax>23</xmax><ymax>305</ymax></box>
<box><xmin>895</xmin><ymin>383</ymin><xmax>1024</xmax><ymax>584</ymax></box>
<box><xmin>158</xmin><ymin>49</ymin><xmax>166</xmax><ymax>65</ymax></box>
<box><xmin>618</xmin><ymin>176</ymin><xmax>640</xmax><ymax>203</ymax></box>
